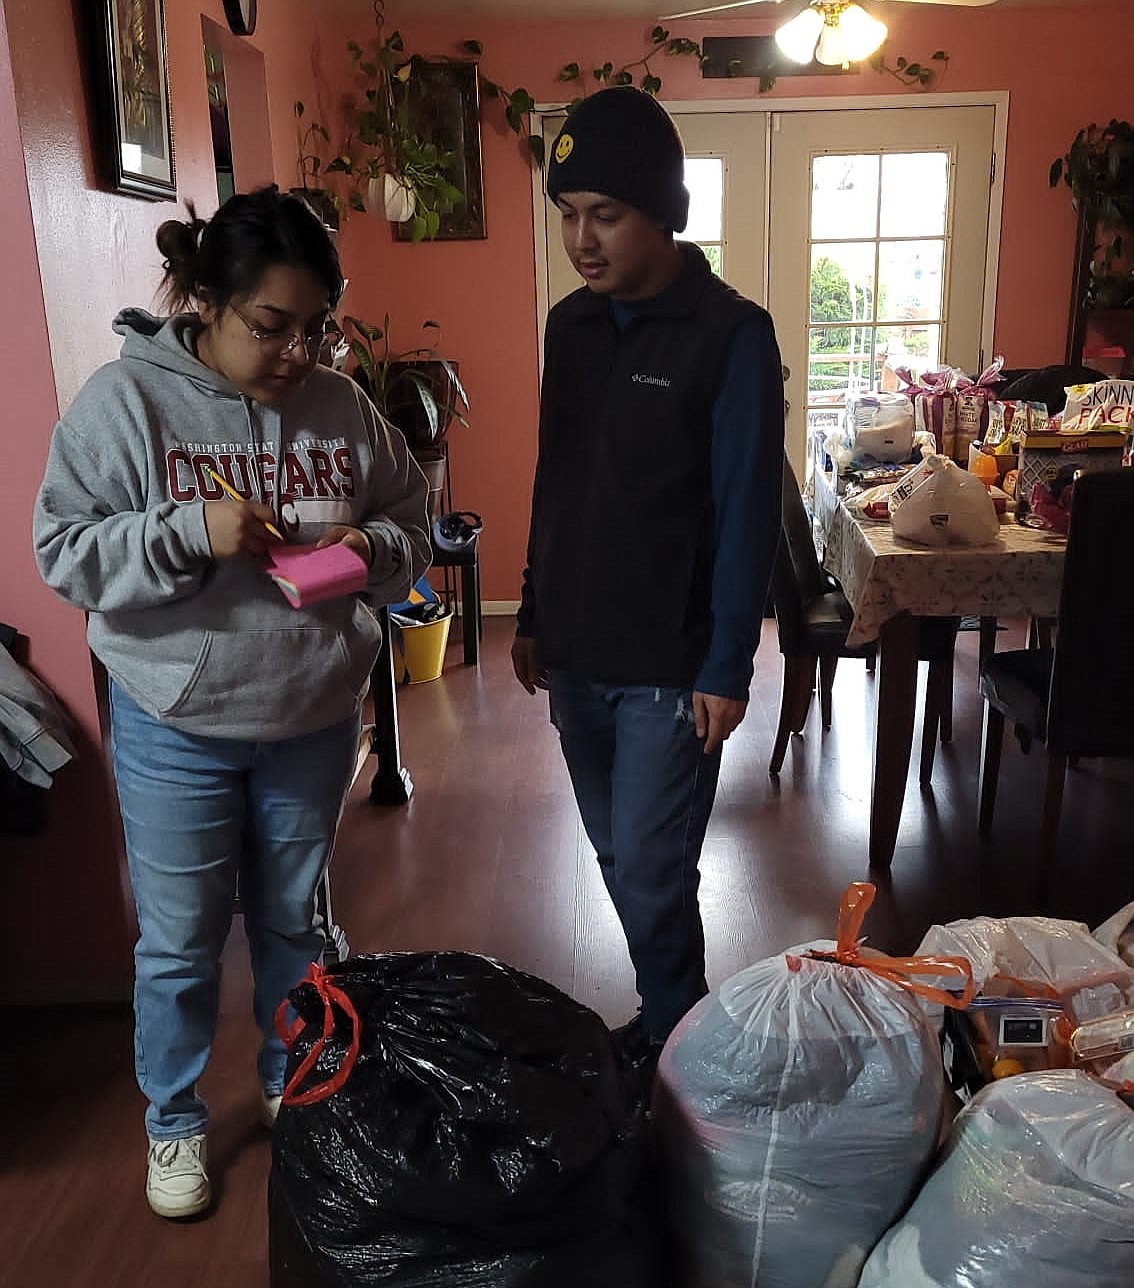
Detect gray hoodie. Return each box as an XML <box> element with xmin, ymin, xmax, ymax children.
<box><xmin>34</xmin><ymin>310</ymin><xmax>431</xmax><ymax>740</ymax></box>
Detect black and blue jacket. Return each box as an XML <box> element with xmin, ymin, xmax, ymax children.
<box><xmin>518</xmin><ymin>243</ymin><xmax>784</xmax><ymax>699</ymax></box>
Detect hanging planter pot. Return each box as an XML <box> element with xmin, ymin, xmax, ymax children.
<box><xmin>367</xmin><ymin>174</ymin><xmax>417</xmax><ymax>224</ymax></box>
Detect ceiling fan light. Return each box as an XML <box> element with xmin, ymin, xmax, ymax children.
<box><xmin>823</xmin><ymin>4</ymin><xmax>888</xmax><ymax>64</ymax></box>
<box><xmin>775</xmin><ymin>6</ymin><xmax>823</xmax><ymax>64</ymax></box>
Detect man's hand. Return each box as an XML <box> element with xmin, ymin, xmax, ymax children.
<box><xmin>314</xmin><ymin>525</ymin><xmax>373</xmax><ymax>564</ymax></box>
<box><xmin>693</xmin><ymin>691</ymin><xmax>748</xmax><ymax>755</ymax></box>
<box><xmin>204</xmin><ymin>499</ymin><xmax>282</xmax><ymax>560</ymax></box>
<box><xmin>511</xmin><ymin>636</ymin><xmax>549</xmax><ymax>694</ymax></box>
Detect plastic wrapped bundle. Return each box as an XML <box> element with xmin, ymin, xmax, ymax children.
<box><xmin>269</xmin><ymin>952</ymin><xmax>657</xmax><ymax>1288</ymax></box>
<box><xmin>653</xmin><ymin>884</ymin><xmax>961</xmax><ymax>1288</ymax></box>
<box><xmin>859</xmin><ymin>1070</ymin><xmax>1134</xmax><ymax>1287</ymax></box>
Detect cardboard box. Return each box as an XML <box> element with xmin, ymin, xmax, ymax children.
<box><xmin>1016</xmin><ymin>430</ymin><xmax>1126</xmax><ymax>515</ymax></box>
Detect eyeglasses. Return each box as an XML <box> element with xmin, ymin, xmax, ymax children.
<box><xmin>229</xmin><ymin>302</ymin><xmax>333</xmax><ymax>357</ymax></box>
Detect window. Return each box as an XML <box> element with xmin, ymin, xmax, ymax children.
<box><xmin>684</xmin><ymin>156</ymin><xmax>725</xmax><ymax>276</ymax></box>
<box><xmin>806</xmin><ymin>150</ymin><xmax>951</xmax><ymax>434</ymax></box>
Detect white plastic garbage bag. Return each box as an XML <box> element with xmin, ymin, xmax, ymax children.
<box><xmin>653</xmin><ymin>884</ymin><xmax>968</xmax><ymax>1288</ymax></box>
<box><xmin>859</xmin><ymin>1070</ymin><xmax>1134</xmax><ymax>1288</ymax></box>
<box><xmin>918</xmin><ymin>914</ymin><xmax>1134</xmax><ymax>1024</ymax></box>
<box><xmin>1094</xmin><ymin>902</ymin><xmax>1134</xmax><ymax>967</ymax></box>
<box><xmin>889</xmin><ymin>454</ymin><xmax>1000</xmax><ymax>547</ymax></box>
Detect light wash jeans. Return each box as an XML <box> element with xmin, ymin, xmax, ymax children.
<box><xmin>109</xmin><ymin>681</ymin><xmax>360</xmax><ymax>1140</ymax></box>
<box><xmin>548</xmin><ymin>671</ymin><xmax>722</xmax><ymax>1044</ymax></box>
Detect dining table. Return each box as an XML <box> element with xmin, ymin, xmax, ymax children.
<box><xmin>810</xmin><ymin>460</ymin><xmax>1068</xmax><ymax>868</ymax></box>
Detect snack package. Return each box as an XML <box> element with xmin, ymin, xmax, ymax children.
<box><xmin>1062</xmin><ymin>378</ymin><xmax>1134</xmax><ymax>433</ymax></box>
<box><xmin>889</xmin><ymin>454</ymin><xmax>1000</xmax><ymax>547</ymax></box>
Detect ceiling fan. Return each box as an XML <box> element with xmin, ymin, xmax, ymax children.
<box><xmin>659</xmin><ymin>0</ymin><xmax>999</xmax><ymax>68</ymax></box>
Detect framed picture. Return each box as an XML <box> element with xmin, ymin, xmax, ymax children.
<box><xmin>394</xmin><ymin>60</ymin><xmax>485</xmax><ymax>242</ymax></box>
<box><xmin>93</xmin><ymin>0</ymin><xmax>177</xmax><ymax>200</ymax></box>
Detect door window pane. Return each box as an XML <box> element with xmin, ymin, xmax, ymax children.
<box><xmin>684</xmin><ymin>157</ymin><xmax>723</xmax><ymax>242</ymax></box>
<box><xmin>880</xmin><ymin>153</ymin><xmax>949</xmax><ymax>238</ymax></box>
<box><xmin>810</xmin><ymin>245</ymin><xmax>876</xmax><ymax>325</ymax></box>
<box><xmin>811</xmin><ymin>154</ymin><xmax>879</xmax><ymax>241</ymax></box>
<box><xmin>873</xmin><ymin>324</ymin><xmax>942</xmax><ymax>386</ymax></box>
<box><xmin>877</xmin><ymin>240</ymin><xmax>945</xmax><ymax>324</ymax></box>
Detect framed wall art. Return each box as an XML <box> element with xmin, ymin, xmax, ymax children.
<box><xmin>394</xmin><ymin>60</ymin><xmax>485</xmax><ymax>242</ymax></box>
<box><xmin>93</xmin><ymin>0</ymin><xmax>177</xmax><ymax>200</ymax></box>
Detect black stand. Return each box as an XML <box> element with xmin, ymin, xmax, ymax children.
<box><xmin>430</xmin><ymin>534</ymin><xmax>482</xmax><ymax>666</ymax></box>
<box><xmin>369</xmin><ymin>605</ymin><xmax>414</xmax><ymax>805</ymax></box>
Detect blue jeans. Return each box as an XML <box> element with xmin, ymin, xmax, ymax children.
<box><xmin>549</xmin><ymin>672</ymin><xmax>721</xmax><ymax>1043</ymax></box>
<box><xmin>109</xmin><ymin>682</ymin><xmax>360</xmax><ymax>1140</ymax></box>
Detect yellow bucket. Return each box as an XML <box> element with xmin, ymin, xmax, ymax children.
<box><xmin>393</xmin><ymin>610</ymin><xmax>452</xmax><ymax>684</ymax></box>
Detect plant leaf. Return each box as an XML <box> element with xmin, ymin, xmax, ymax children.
<box><xmin>528</xmin><ymin>135</ymin><xmax>546</xmax><ymax>167</ymax></box>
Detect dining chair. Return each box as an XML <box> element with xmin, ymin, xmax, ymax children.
<box><xmin>771</xmin><ymin>458</ymin><xmax>959</xmax><ymax>780</ymax></box>
<box><xmin>977</xmin><ymin>468</ymin><xmax>1134</xmax><ymax>875</ymax></box>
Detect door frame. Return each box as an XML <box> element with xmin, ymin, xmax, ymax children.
<box><xmin>531</xmin><ymin>91</ymin><xmax>1008</xmax><ymax>372</ymax></box>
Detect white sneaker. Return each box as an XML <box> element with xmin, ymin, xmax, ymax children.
<box><xmin>146</xmin><ymin>1134</ymin><xmax>210</xmax><ymax>1219</ymax></box>
<box><xmin>260</xmin><ymin>1092</ymin><xmax>282</xmax><ymax>1129</ymax></box>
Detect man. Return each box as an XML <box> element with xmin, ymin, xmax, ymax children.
<box><xmin>512</xmin><ymin>87</ymin><xmax>784</xmax><ymax>1075</ymax></box>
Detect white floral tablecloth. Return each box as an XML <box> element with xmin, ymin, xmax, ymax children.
<box><xmin>812</xmin><ymin>467</ymin><xmax>1067</xmax><ymax>647</ymax></box>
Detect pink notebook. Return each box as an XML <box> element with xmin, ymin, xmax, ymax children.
<box><xmin>266</xmin><ymin>544</ymin><xmax>369</xmax><ymax>609</ymax></box>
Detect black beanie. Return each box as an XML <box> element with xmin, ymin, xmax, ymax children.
<box><xmin>547</xmin><ymin>87</ymin><xmax>690</xmax><ymax>233</ymax></box>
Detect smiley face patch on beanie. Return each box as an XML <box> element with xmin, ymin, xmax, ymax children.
<box><xmin>546</xmin><ymin>86</ymin><xmax>690</xmax><ymax>233</ymax></box>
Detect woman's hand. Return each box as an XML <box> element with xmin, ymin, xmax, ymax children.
<box><xmin>204</xmin><ymin>499</ymin><xmax>282</xmax><ymax>560</ymax></box>
<box><xmin>315</xmin><ymin>525</ymin><xmax>373</xmax><ymax>565</ymax></box>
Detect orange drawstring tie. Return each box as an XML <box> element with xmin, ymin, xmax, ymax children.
<box><xmin>274</xmin><ymin>961</ymin><xmax>362</xmax><ymax>1107</ymax></box>
<box><xmin>803</xmin><ymin>882</ymin><xmax>976</xmax><ymax>1010</ymax></box>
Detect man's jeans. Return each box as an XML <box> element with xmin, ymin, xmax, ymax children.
<box><xmin>109</xmin><ymin>682</ymin><xmax>360</xmax><ymax>1140</ymax></box>
<box><xmin>549</xmin><ymin>671</ymin><xmax>721</xmax><ymax>1043</ymax></box>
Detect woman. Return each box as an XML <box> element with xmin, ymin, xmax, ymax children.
<box><xmin>34</xmin><ymin>186</ymin><xmax>430</xmax><ymax>1218</ymax></box>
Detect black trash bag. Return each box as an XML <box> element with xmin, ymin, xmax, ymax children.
<box><xmin>269</xmin><ymin>952</ymin><xmax>661</xmax><ymax>1288</ymax></box>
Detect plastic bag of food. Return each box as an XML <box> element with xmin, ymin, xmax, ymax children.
<box><xmin>918</xmin><ymin>913</ymin><xmax>1134</xmax><ymax>1025</ymax></box>
<box><xmin>653</xmin><ymin>884</ymin><xmax>971</xmax><ymax>1288</ymax></box>
<box><xmin>889</xmin><ymin>454</ymin><xmax>1000</xmax><ymax>546</ymax></box>
<box><xmin>1094</xmin><ymin>902</ymin><xmax>1134</xmax><ymax>966</ymax></box>
<box><xmin>858</xmin><ymin>1070</ymin><xmax>1134</xmax><ymax>1287</ymax></box>
<box><xmin>844</xmin><ymin>391</ymin><xmax>915</xmax><ymax>462</ymax></box>
<box><xmin>269</xmin><ymin>953</ymin><xmax>658</xmax><ymax>1288</ymax></box>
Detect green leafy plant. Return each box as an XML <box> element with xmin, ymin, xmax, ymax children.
<box><xmin>1050</xmin><ymin>120</ymin><xmax>1134</xmax><ymax>225</ymax></box>
<box><xmin>343</xmin><ymin>315</ymin><xmax>470</xmax><ymax>451</ymax></box>
<box><xmin>1051</xmin><ymin>121</ymin><xmax>1134</xmax><ymax>308</ymax></box>
<box><xmin>868</xmin><ymin>49</ymin><xmax>950</xmax><ymax>89</ymax></box>
<box><xmin>462</xmin><ymin>27</ymin><xmax>706</xmax><ymax>167</ymax></box>
<box><xmin>293</xmin><ymin>99</ymin><xmax>331</xmax><ymax>189</ymax></box>
<box><xmin>326</xmin><ymin>10</ymin><xmax>465</xmax><ymax>241</ymax></box>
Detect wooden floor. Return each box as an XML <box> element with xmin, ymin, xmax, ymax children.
<box><xmin>4</xmin><ymin>616</ymin><xmax>1133</xmax><ymax>1287</ymax></box>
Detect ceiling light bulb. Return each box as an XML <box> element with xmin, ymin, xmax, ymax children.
<box><xmin>822</xmin><ymin>4</ymin><xmax>888</xmax><ymax>64</ymax></box>
<box><xmin>775</xmin><ymin>6</ymin><xmax>824</xmax><ymax>64</ymax></box>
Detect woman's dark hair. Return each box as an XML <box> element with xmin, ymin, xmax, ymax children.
<box><xmin>156</xmin><ymin>185</ymin><xmax>343</xmax><ymax>314</ymax></box>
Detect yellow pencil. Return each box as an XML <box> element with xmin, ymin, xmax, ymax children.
<box><xmin>204</xmin><ymin>465</ymin><xmax>283</xmax><ymax>541</ymax></box>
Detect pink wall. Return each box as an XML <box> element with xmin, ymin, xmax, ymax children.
<box><xmin>339</xmin><ymin>3</ymin><xmax>1132</xmax><ymax>606</ymax></box>
<box><xmin>0</xmin><ymin>0</ymin><xmax>334</xmax><ymax>999</ymax></box>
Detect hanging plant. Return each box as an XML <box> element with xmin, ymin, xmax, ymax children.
<box><xmin>463</xmin><ymin>27</ymin><xmax>706</xmax><ymax>168</ymax></box>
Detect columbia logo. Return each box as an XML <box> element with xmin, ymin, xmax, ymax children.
<box><xmin>632</xmin><ymin>373</ymin><xmax>671</xmax><ymax>388</ymax></box>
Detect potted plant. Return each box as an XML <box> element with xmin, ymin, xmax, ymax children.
<box><xmin>1051</xmin><ymin>120</ymin><xmax>1134</xmax><ymax>310</ymax></box>
<box><xmin>342</xmin><ymin>314</ymin><xmax>469</xmax><ymax>456</ymax></box>
<box><xmin>324</xmin><ymin>6</ymin><xmax>464</xmax><ymax>239</ymax></box>
<box><xmin>291</xmin><ymin>100</ymin><xmax>341</xmax><ymax>231</ymax></box>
